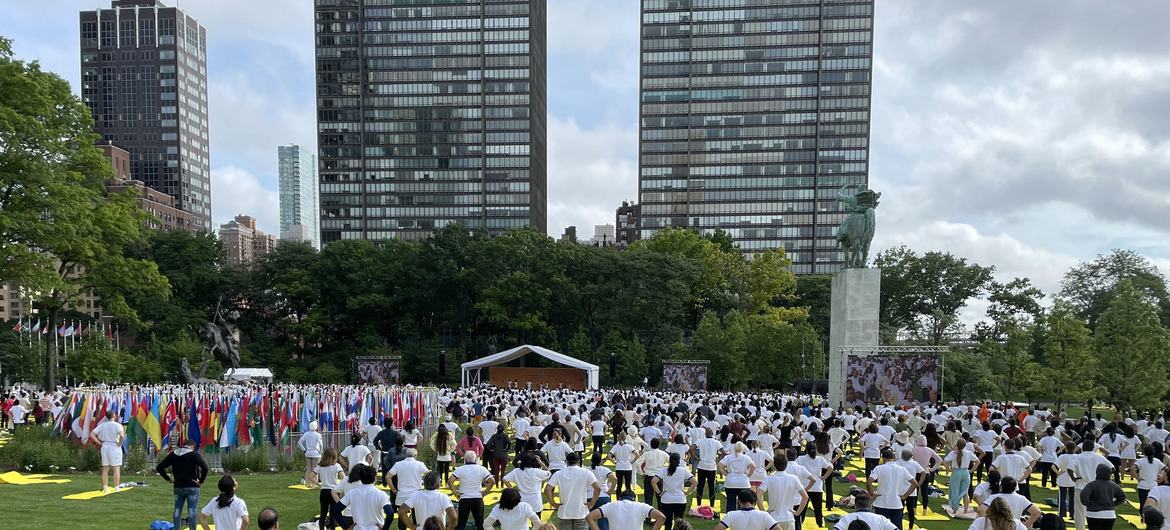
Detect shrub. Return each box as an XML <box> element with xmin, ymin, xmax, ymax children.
<box><xmin>222</xmin><ymin>447</ymin><xmax>268</xmax><ymax>474</ymax></box>
<box><xmin>0</xmin><ymin>426</ymin><xmax>84</xmax><ymax>473</ymax></box>
<box><xmin>274</xmin><ymin>449</ymin><xmax>306</xmax><ymax>473</ymax></box>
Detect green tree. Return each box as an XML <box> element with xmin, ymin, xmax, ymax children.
<box><xmin>127</xmin><ymin>230</ymin><xmax>227</xmax><ymax>340</ymax></box>
<box><xmin>617</xmin><ymin>336</ymin><xmax>647</xmax><ymax>386</ymax></box>
<box><xmin>1035</xmin><ymin>301</ymin><xmax>1097</xmax><ymax>412</ymax></box>
<box><xmin>70</xmin><ymin>334</ymin><xmax>121</xmax><ymax>384</ymax></box>
<box><xmin>1094</xmin><ymin>280</ymin><xmax>1170</xmax><ymax>410</ymax></box>
<box><xmin>566</xmin><ymin>326</ymin><xmax>595</xmax><ymax>365</ymax></box>
<box><xmin>0</xmin><ymin>329</ymin><xmax>44</xmax><ymax>384</ymax></box>
<box><xmin>0</xmin><ymin>38</ymin><xmax>170</xmax><ymax>387</ymax></box>
<box><xmin>874</xmin><ymin>246</ymin><xmax>994</xmax><ymax>344</ymax></box>
<box><xmin>791</xmin><ymin>274</ymin><xmax>832</xmax><ymax>340</ymax></box>
<box><xmin>983</xmin><ymin>322</ymin><xmax>1039</xmax><ymax>401</ymax></box>
<box><xmin>1060</xmin><ymin>249</ymin><xmax>1170</xmax><ymax>327</ymax></box>
<box><xmin>941</xmin><ymin>348</ymin><xmax>995</xmax><ymax>402</ymax></box>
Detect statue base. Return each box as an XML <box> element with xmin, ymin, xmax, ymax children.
<box><xmin>827</xmin><ymin>267</ymin><xmax>881</xmax><ymax>408</ymax></box>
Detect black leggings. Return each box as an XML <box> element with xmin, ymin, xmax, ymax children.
<box><xmin>1038</xmin><ymin>461</ymin><xmax>1054</xmax><ymax>487</ymax></box>
<box><xmin>725</xmin><ymin>488</ymin><xmax>745</xmax><ymax>512</ymax></box>
<box><xmin>660</xmin><ymin>502</ymin><xmax>686</xmax><ymax>530</ymax></box>
<box><xmin>437</xmin><ymin>460</ymin><xmax>451</xmax><ymax>483</ymax></box>
<box><xmin>905</xmin><ymin>496</ymin><xmax>918</xmax><ymax>529</ymax></box>
<box><xmin>865</xmin><ymin>458</ymin><xmax>879</xmax><ymax>477</ymax></box>
<box><xmin>919</xmin><ymin>472</ymin><xmax>934</xmax><ymax>510</ymax></box>
<box><xmin>1087</xmin><ymin>517</ymin><xmax>1116</xmax><ymax>530</ymax></box>
<box><xmin>593</xmin><ymin>435</ymin><xmax>605</xmax><ymax>455</ymax></box>
<box><xmin>1107</xmin><ymin>456</ymin><xmax>1122</xmax><ymax>483</ymax></box>
<box><xmin>643</xmin><ymin>475</ymin><xmax>658</xmax><ymax>506</ymax></box>
<box><xmin>800</xmin><ymin>491</ymin><xmax>823</xmax><ymax>527</ymax></box>
<box><xmin>696</xmin><ymin>469</ymin><xmax>717</xmax><ymax>505</ymax></box>
<box><xmin>1140</xmin><ymin>489</ymin><xmax>1151</xmax><ymax>522</ymax></box>
<box><xmin>615</xmin><ymin>470</ymin><xmax>633</xmax><ymax>494</ymax></box>
<box><xmin>457</xmin><ymin>497</ymin><xmax>485</xmax><ymax>530</ymax></box>
<box><xmin>319</xmin><ymin>489</ymin><xmax>335</xmax><ymax>530</ymax></box>
<box><xmin>976</xmin><ymin>452</ymin><xmax>993</xmax><ymax>483</ymax></box>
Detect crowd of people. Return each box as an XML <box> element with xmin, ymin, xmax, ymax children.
<box><xmin>7</xmin><ymin>383</ymin><xmax>1170</xmax><ymax>530</ymax></box>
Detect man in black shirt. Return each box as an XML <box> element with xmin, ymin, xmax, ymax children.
<box><xmin>155</xmin><ymin>439</ymin><xmax>209</xmax><ymax>530</ymax></box>
<box><xmin>372</xmin><ymin>418</ymin><xmax>401</xmax><ymax>486</ymax></box>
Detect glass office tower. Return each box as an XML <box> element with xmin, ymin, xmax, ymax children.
<box><xmin>278</xmin><ymin>144</ymin><xmax>320</xmax><ymax>248</ymax></box>
<box><xmin>80</xmin><ymin>0</ymin><xmax>212</xmax><ymax>230</ymax></box>
<box><xmin>638</xmin><ymin>0</ymin><xmax>874</xmax><ymax>274</ymax></box>
<box><xmin>314</xmin><ymin>0</ymin><xmax>547</xmax><ymax>244</ymax></box>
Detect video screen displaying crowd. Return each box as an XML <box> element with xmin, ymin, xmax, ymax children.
<box><xmin>4</xmin><ymin>382</ymin><xmax>1170</xmax><ymax>530</ymax></box>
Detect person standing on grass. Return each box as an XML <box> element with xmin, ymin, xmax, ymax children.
<box><xmin>653</xmin><ymin>452</ymin><xmax>696</xmax><ymax>530</ymax></box>
<box><xmin>866</xmin><ymin>448</ymin><xmax>918</xmax><ymax>530</ymax></box>
<box><xmin>587</xmin><ymin>489</ymin><xmax>666</xmax><ymax>530</ymax></box>
<box><xmin>910</xmin><ymin>435</ymin><xmax>941</xmax><ymax>516</ymax></box>
<box><xmin>758</xmin><ymin>452</ymin><xmax>808</xmax><ymax>530</ymax></box>
<box><xmin>450</xmin><ymin>451</ymin><xmax>495</xmax><ymax>530</ymax></box>
<box><xmin>400</xmin><ymin>471</ymin><xmax>457</xmax><ymax>530</ymax></box>
<box><xmin>365</xmin><ymin>417</ymin><xmax>384</xmax><ymax>472</ymax></box>
<box><xmin>505</xmin><ymin>452</ymin><xmax>553</xmax><ymax>514</ymax></box>
<box><xmin>485</xmin><ymin>488</ymin><xmax>543</xmax><ymax>530</ymax></box>
<box><xmin>199</xmin><ymin>475</ymin><xmax>249</xmax><ymax>530</ymax></box>
<box><xmin>1074</xmin><ymin>439</ymin><xmax>1114</xmax><ymax>530</ymax></box>
<box><xmin>374</xmin><ymin>418</ymin><xmax>401</xmax><ymax>485</ymax></box>
<box><xmin>1080</xmin><ymin>463</ymin><xmax>1126</xmax><ymax>530</ymax></box>
<box><xmin>156</xmin><ymin>437</ymin><xmax>209</xmax><ymax>530</ymax></box>
<box><xmin>339</xmin><ymin>464</ymin><xmax>394</xmax><ymax>530</ymax></box>
<box><xmin>90</xmin><ymin>411</ymin><xmax>125</xmax><ymax>493</ymax></box>
<box><xmin>589</xmin><ymin>451</ymin><xmax>617</xmax><ymax>530</ymax></box>
<box><xmin>637</xmin><ymin>437</ymin><xmax>670</xmax><ymax>506</ymax></box>
<box><xmin>1055</xmin><ymin>441</ymin><xmax>1079</xmax><ymax>520</ymax></box>
<box><xmin>895</xmin><ymin>450</ymin><xmax>926</xmax><ymax>530</ymax></box>
<box><xmin>486</xmin><ymin>427</ymin><xmax>512</xmax><ymax>489</ymax></box>
<box><xmin>712</xmin><ymin>490</ymin><xmax>777</xmax><ymax>530</ymax></box>
<box><xmin>943</xmin><ymin>438</ymin><xmax>978</xmax><ymax>516</ymax></box>
<box><xmin>299</xmin><ymin>421</ymin><xmax>324</xmax><ymax>487</ymax></box>
<box><xmin>314</xmin><ymin>448</ymin><xmax>345</xmax><ymax>530</ymax></box>
<box><xmin>1142</xmin><ymin>475</ymin><xmax>1170</xmax><ymax>530</ymax></box>
<box><xmin>546</xmin><ymin>452</ymin><xmax>601</xmax><ymax>530</ymax></box>
<box><xmin>342</xmin><ymin>431</ymin><xmax>374</xmax><ymax>471</ymax></box>
<box><xmin>1135</xmin><ymin>444</ymin><xmax>1167</xmax><ymax>521</ymax></box>
<box><xmin>720</xmin><ymin>442</ymin><xmax>758</xmax><ymax>519</ymax></box>
<box><xmin>430</xmin><ymin>424</ymin><xmax>456</xmax><ymax>485</ymax></box>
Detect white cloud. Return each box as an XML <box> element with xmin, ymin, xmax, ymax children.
<box><xmin>211</xmin><ymin>166</ymin><xmax>279</xmax><ymax>234</ymax></box>
<box><xmin>547</xmin><ymin>0</ymin><xmax>638</xmax><ymax>56</ymax></box>
<box><xmin>546</xmin><ymin>115</ymin><xmax>638</xmax><ymax>235</ymax></box>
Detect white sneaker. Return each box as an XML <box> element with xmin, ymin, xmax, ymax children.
<box><xmin>114</xmin><ymin>486</ymin><xmax>122</xmax><ymax>492</ymax></box>
<box><xmin>102</xmin><ymin>487</ymin><xmax>110</xmax><ymax>494</ymax></box>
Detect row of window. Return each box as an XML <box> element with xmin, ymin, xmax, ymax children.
<box><xmin>641</xmin><ymin>123</ymin><xmax>868</xmax><ymax>140</ymax></box>
<box><xmin>322</xmin><ymin>206</ymin><xmax>530</xmax><ymax>218</ymax></box>
<box><xmin>321</xmin><ymin>181</ymin><xmax>529</xmax><ymax>193</ymax></box>
<box><xmin>642</xmin><ymin>137</ymin><xmax>867</xmax><ymax>152</ymax></box>
<box><xmin>359</xmin><ymin>156</ymin><xmax>531</xmax><ymax>169</ymax></box>
<box><xmin>358</xmin><ymin>16</ymin><xmax>528</xmax><ymax>32</ymax></box>
<box><xmin>641</xmin><ymin>174</ymin><xmax>865</xmax><ymax>190</ymax></box>
<box><xmin>642</xmin><ymin>201</ymin><xmax>814</xmax><ymax>215</ymax></box>
<box><xmin>359</xmin><ymin>55</ymin><xmax>529</xmax><ymax>70</ymax></box>
<box><xmin>643</xmin><ymin>0</ymin><xmax>870</xmax><ymax>10</ymax></box>
<box><xmin>642</xmin><ymin>89</ymin><xmax>868</xmax><ymax>107</ymax></box>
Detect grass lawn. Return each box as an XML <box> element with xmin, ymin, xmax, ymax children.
<box><xmin>0</xmin><ymin>463</ymin><xmax>1151</xmax><ymax>530</ymax></box>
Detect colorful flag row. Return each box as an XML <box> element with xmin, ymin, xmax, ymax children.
<box><xmin>51</xmin><ymin>385</ymin><xmax>440</xmax><ymax>453</ymax></box>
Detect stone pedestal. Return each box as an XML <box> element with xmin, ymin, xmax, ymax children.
<box><xmin>827</xmin><ymin>267</ymin><xmax>881</xmax><ymax>407</ymax></box>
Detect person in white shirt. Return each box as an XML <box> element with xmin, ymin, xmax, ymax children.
<box><xmin>1135</xmin><ymin>444</ymin><xmax>1167</xmax><ymax>517</ymax></box>
<box><xmin>389</xmin><ymin>449</ymin><xmax>430</xmax><ymax>505</ymax></box>
<box><xmin>832</xmin><ymin>492</ymin><xmax>897</xmax><ymax>530</ymax></box>
<box><xmin>943</xmin><ymin>439</ymin><xmax>978</xmax><ymax>515</ymax></box>
<box><xmin>1143</xmin><ymin>481</ymin><xmax>1170</xmax><ymax>530</ymax></box>
<box><xmin>757</xmin><ymin>453</ymin><xmax>808</xmax><ymax>530</ymax></box>
<box><xmin>866</xmin><ymin>449</ymin><xmax>919</xmax><ymax>530</ymax></box>
<box><xmin>485</xmin><ymin>488</ymin><xmax>543</xmax><ymax>530</ymax></box>
<box><xmin>653</xmin><ymin>452</ymin><xmax>696</xmax><ymax>530</ymax></box>
<box><xmin>979</xmin><ymin>477</ymin><xmax>1041</xmax><ymax>528</ymax></box>
<box><xmin>895</xmin><ymin>450</ymin><xmax>926</xmax><ymax>530</ymax></box>
<box><xmin>637</xmin><ymin>438</ymin><xmax>670</xmax><ymax>506</ymax></box>
<box><xmin>449</xmin><ymin>452</ymin><xmax>496</xmax><ymax>530</ymax></box>
<box><xmin>1036</xmin><ymin>428</ymin><xmax>1063</xmax><ymax>488</ymax></box>
<box><xmin>365</xmin><ymin>417</ymin><xmax>383</xmax><ymax>472</ymax></box>
<box><xmin>1073</xmin><ymin>439</ymin><xmax>1114</xmax><ymax>530</ymax></box>
<box><xmin>590</xmin><ymin>415</ymin><xmax>608</xmax><ymax>455</ymax></box>
<box><xmin>545</xmin><ymin>452</ymin><xmax>601</xmax><ymax>530</ymax></box>
<box><xmin>199</xmin><ymin>475</ymin><xmax>250</xmax><ymax>530</ymax></box>
<box><xmin>1054</xmin><ymin>441</ymin><xmax>1079</xmax><ymax>520</ymax></box>
<box><xmin>479</xmin><ymin>413</ymin><xmax>501</xmax><ymax>443</ymax></box>
<box><xmin>89</xmin><ymin>411</ymin><xmax>125</xmax><ymax>493</ymax></box>
<box><xmin>543</xmin><ymin>430</ymin><xmax>573</xmax><ymax>472</ymax></box>
<box><xmin>694</xmin><ymin>427</ymin><xmax>723</xmax><ymax>509</ymax></box>
<box><xmin>314</xmin><ymin>448</ymin><xmax>345</xmax><ymax>530</ymax></box>
<box><xmin>610</xmin><ymin>432</ymin><xmax>639</xmax><ymax>495</ymax></box>
<box><xmin>860</xmin><ymin>423</ymin><xmax>888</xmax><ymax>477</ymax></box>
<box><xmin>714</xmin><ymin>490</ymin><xmax>778</xmax><ymax>530</ymax></box>
<box><xmin>505</xmin><ymin>452</ymin><xmax>553</xmax><ymax>513</ymax></box>
<box><xmin>339</xmin><ymin>465</ymin><xmax>393</xmax><ymax>530</ymax></box>
<box><xmin>587</xmin><ymin>490</ymin><xmax>665</xmax><ymax>530</ymax></box>
<box><xmin>795</xmin><ymin>445</ymin><xmax>831</xmax><ymax>528</ymax></box>
<box><xmin>721</xmin><ymin>442</ymin><xmax>758</xmax><ymax>516</ymax></box>
<box><xmin>299</xmin><ymin>421</ymin><xmax>324</xmax><ymax>487</ymax></box>
<box><xmin>342</xmin><ymin>432</ymin><xmax>374</xmax><ymax>472</ymax></box>
<box><xmin>970</xmin><ymin>497</ymin><xmax>1029</xmax><ymax>530</ymax></box>
<box><xmin>400</xmin><ymin>471</ymin><xmax>457</xmax><ymax>530</ymax></box>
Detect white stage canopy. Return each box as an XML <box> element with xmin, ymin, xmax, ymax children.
<box><xmin>461</xmin><ymin>344</ymin><xmax>600</xmax><ymax>389</ymax></box>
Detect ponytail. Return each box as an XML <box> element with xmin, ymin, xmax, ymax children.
<box><xmin>667</xmin><ymin>452</ymin><xmax>680</xmax><ymax>475</ymax></box>
<box><xmin>216</xmin><ymin>475</ymin><xmax>237</xmax><ymax>509</ymax></box>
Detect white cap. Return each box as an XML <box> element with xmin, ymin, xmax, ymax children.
<box><xmin>309</xmin><ymin>421</ymin><xmax>319</xmax><ymax>431</ymax></box>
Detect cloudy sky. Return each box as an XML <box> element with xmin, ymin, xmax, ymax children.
<box><xmin>4</xmin><ymin>0</ymin><xmax>1170</xmax><ymax>303</ymax></box>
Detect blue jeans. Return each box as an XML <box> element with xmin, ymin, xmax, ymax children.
<box><xmin>593</xmin><ymin>495</ymin><xmax>610</xmax><ymax>530</ymax></box>
<box><xmin>174</xmin><ymin>487</ymin><xmax>200</xmax><ymax>530</ymax></box>
<box><xmin>876</xmin><ymin>507</ymin><xmax>904</xmax><ymax>530</ymax></box>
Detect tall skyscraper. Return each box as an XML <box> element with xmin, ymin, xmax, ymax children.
<box><xmin>278</xmin><ymin>144</ymin><xmax>320</xmax><ymax>248</ymax></box>
<box><xmin>79</xmin><ymin>0</ymin><xmax>212</xmax><ymax>230</ymax></box>
<box><xmin>638</xmin><ymin>0</ymin><xmax>874</xmax><ymax>274</ymax></box>
<box><xmin>314</xmin><ymin>0</ymin><xmax>547</xmax><ymax>244</ymax></box>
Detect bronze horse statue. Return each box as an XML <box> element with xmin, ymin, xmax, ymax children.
<box><xmin>836</xmin><ymin>185</ymin><xmax>881</xmax><ymax>269</ymax></box>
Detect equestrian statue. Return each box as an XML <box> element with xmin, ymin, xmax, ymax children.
<box><xmin>179</xmin><ymin>298</ymin><xmax>242</xmax><ymax>383</ymax></box>
<box><xmin>836</xmin><ymin>185</ymin><xmax>881</xmax><ymax>269</ymax></box>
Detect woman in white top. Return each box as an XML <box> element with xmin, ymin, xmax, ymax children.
<box><xmin>542</xmin><ymin>430</ymin><xmax>572</xmax><ymax>471</ymax></box>
<box><xmin>1135</xmin><ymin>444</ymin><xmax>1168</xmax><ymax>512</ymax></box>
<box><xmin>1054</xmin><ymin>441</ymin><xmax>1079</xmax><ymax>519</ymax></box>
<box><xmin>1121</xmin><ymin>424</ymin><xmax>1140</xmax><ymax>479</ymax></box>
<box><xmin>590</xmin><ymin>451</ymin><xmax>616</xmax><ymax>527</ymax></box>
<box><xmin>860</xmin><ymin>423</ymin><xmax>887</xmax><ymax>477</ymax></box>
<box><xmin>199</xmin><ymin>475</ymin><xmax>249</xmax><ymax>530</ymax></box>
<box><xmin>430</xmin><ymin>423</ymin><xmax>456</xmax><ymax>484</ymax></box>
<box><xmin>340</xmin><ymin>432</ymin><xmax>372</xmax><ymax>472</ymax></box>
<box><xmin>796</xmin><ymin>444</ymin><xmax>832</xmax><ymax>528</ymax></box>
<box><xmin>485</xmin><ymin>487</ymin><xmax>542</xmax><ymax>530</ymax></box>
<box><xmin>746</xmin><ymin>439</ymin><xmax>773</xmax><ymax>495</ymax></box>
<box><xmin>718</xmin><ymin>442</ymin><xmax>756</xmax><ymax>514</ymax></box>
<box><xmin>314</xmin><ymin>448</ymin><xmax>345</xmax><ymax>530</ymax></box>
<box><xmin>653</xmin><ymin>452</ymin><xmax>695</xmax><ymax>530</ymax></box>
<box><xmin>590</xmin><ymin>416</ymin><xmax>608</xmax><ymax>455</ymax></box>
<box><xmin>503</xmin><ymin>452</ymin><xmax>553</xmax><ymax>513</ymax></box>
<box><xmin>402</xmin><ymin>420</ymin><xmax>422</xmax><ymax>450</ymax></box>
<box><xmin>610</xmin><ymin>432</ymin><xmax>639</xmax><ymax>495</ymax></box>
<box><xmin>1098</xmin><ymin>424</ymin><xmax>1126</xmax><ymax>482</ymax></box>
<box><xmin>969</xmin><ymin>497</ymin><xmax>1028</xmax><ymax>530</ymax></box>
<box><xmin>944</xmin><ymin>439</ymin><xmax>979</xmax><ymax>515</ymax></box>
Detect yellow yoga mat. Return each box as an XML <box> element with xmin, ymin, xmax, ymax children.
<box><xmin>0</xmin><ymin>471</ymin><xmax>72</xmax><ymax>485</ymax></box>
<box><xmin>1120</xmin><ymin>514</ymin><xmax>1144</xmax><ymax>529</ymax></box>
<box><xmin>289</xmin><ymin>484</ymin><xmax>315</xmax><ymax>490</ymax></box>
<box><xmin>63</xmin><ymin>486</ymin><xmax>134</xmax><ymax>500</ymax></box>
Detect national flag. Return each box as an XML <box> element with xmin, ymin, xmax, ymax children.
<box><xmin>64</xmin><ymin>324</ymin><xmax>75</xmax><ymax>337</ymax></box>
<box><xmin>248</xmin><ymin>394</ymin><xmax>263</xmax><ymax>448</ymax></box>
<box><xmin>237</xmin><ymin>395</ymin><xmax>252</xmax><ymax>447</ymax></box>
<box><xmin>299</xmin><ymin>390</ymin><xmax>312</xmax><ymax>434</ymax></box>
<box><xmin>320</xmin><ymin>392</ymin><xmax>333</xmax><ymax>433</ymax></box>
<box><xmin>185</xmin><ymin>399</ymin><xmax>201</xmax><ymax>448</ymax></box>
<box><xmin>220</xmin><ymin>397</ymin><xmax>239</xmax><ymax>449</ymax></box>
<box><xmin>12</xmin><ymin>320</ymin><xmax>22</xmax><ymax>332</ymax></box>
<box><xmin>161</xmin><ymin>398</ymin><xmax>178</xmax><ymax>448</ymax></box>
<box><xmin>71</xmin><ymin>394</ymin><xmax>90</xmax><ymax>440</ymax></box>
<box><xmin>30</xmin><ymin>320</ymin><xmax>41</xmax><ymax>333</ymax></box>
<box><xmin>144</xmin><ymin>393</ymin><xmax>163</xmax><ymax>450</ymax></box>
